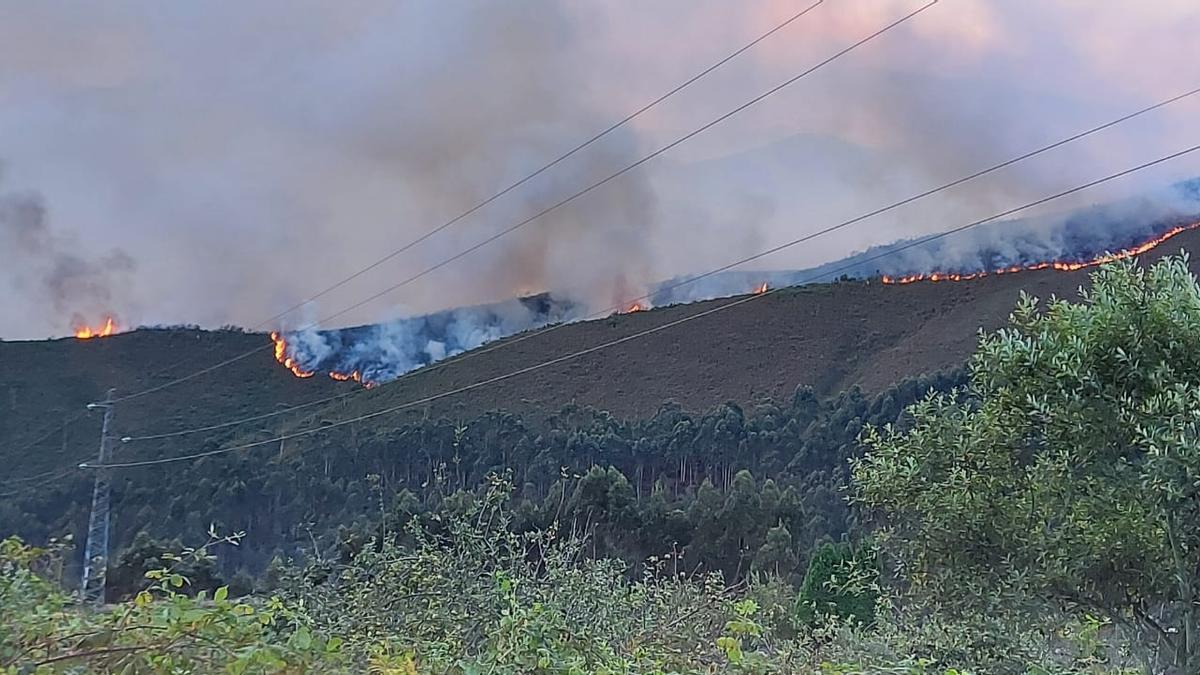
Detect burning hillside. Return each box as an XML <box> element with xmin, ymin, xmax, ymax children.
<box><xmin>272</xmin><ymin>294</ymin><xmax>587</xmax><ymax>387</ymax></box>
<box><xmin>269</xmin><ymin>178</ymin><xmax>1200</xmax><ymax>386</ymax></box>
<box><xmin>882</xmin><ymin>220</ymin><xmax>1200</xmax><ymax>285</ymax></box>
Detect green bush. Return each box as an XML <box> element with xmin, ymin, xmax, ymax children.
<box><xmin>794</xmin><ymin>542</ymin><xmax>877</xmax><ymax>628</ymax></box>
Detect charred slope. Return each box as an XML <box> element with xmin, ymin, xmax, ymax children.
<box><xmin>270</xmin><ymin>178</ymin><xmax>1200</xmax><ymax>387</ymax></box>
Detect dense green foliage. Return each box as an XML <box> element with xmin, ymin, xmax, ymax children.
<box><xmin>854</xmin><ymin>256</ymin><xmax>1200</xmax><ymax>674</ymax></box>
<box><xmin>2</xmin><ymin>480</ymin><xmax>1133</xmax><ymax>674</ymax></box>
<box><xmin>794</xmin><ymin>542</ymin><xmax>877</xmax><ymax>628</ymax></box>
<box><xmin>1</xmin><ymin>534</ymin><xmax>335</xmax><ymax>673</ymax></box>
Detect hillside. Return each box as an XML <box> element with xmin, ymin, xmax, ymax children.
<box><xmin>0</xmin><ymin>329</ymin><xmax>349</xmax><ymax>478</ymax></box>
<box><xmin>4</xmin><ymin>227</ymin><xmax>1200</xmax><ymax>582</ymax></box>
<box><xmin>5</xmin><ymin>228</ymin><xmax>1200</xmax><ymax>475</ymax></box>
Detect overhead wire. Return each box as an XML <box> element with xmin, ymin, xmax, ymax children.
<box><xmin>101</xmin><ymin>1</ymin><xmax>826</xmax><ymax>405</ymax></box>
<box><xmin>85</xmin><ymin>141</ymin><xmax>1200</xmax><ymax>470</ymax></box>
<box><xmin>250</xmin><ymin>0</ymin><xmax>825</xmax><ymax>332</ymax></box>
<box><xmin>0</xmin><ymin>465</ymin><xmax>85</xmax><ymax>500</ymax></box>
<box><xmin>93</xmin><ymin>1</ymin><xmax>819</xmax><ymax>407</ymax></box>
<box><xmin>116</xmin><ymin>83</ymin><xmax>1200</xmax><ymax>444</ymax></box>
<box><xmin>1</xmin><ymin>411</ymin><xmax>94</xmax><ymax>487</ymax></box>
<box><xmin>4</xmin><ymin>411</ymin><xmax>85</xmax><ymax>460</ymax></box>
<box><xmin>107</xmin><ymin>0</ymin><xmax>935</xmax><ymax>406</ymax></box>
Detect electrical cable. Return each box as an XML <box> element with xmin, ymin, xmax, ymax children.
<box><xmin>107</xmin><ymin>0</ymin><xmax>934</xmax><ymax>406</ymax></box>
<box><xmin>86</xmin><ymin>141</ymin><xmax>1200</xmax><ymax>469</ymax></box>
<box><xmin>0</xmin><ymin>465</ymin><xmax>86</xmax><ymax>499</ymax></box>
<box><xmin>101</xmin><ymin>1</ymin><xmax>827</xmax><ymax>405</ymax></box>
<box><xmin>251</xmin><ymin>0</ymin><xmax>825</xmax><ymax>332</ymax></box>
<box><xmin>116</xmin><ymin>83</ymin><xmax>1200</xmax><ymax>443</ymax></box>
<box><xmin>3</xmin><ymin>411</ymin><xmax>86</xmax><ymax>461</ymax></box>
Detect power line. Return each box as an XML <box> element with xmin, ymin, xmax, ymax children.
<box><xmin>0</xmin><ymin>412</ymin><xmax>96</xmax><ymax>488</ymax></box>
<box><xmin>0</xmin><ymin>462</ymin><xmax>87</xmax><ymax>487</ymax></box>
<box><xmin>119</xmin><ymin>391</ymin><xmax>363</xmax><ymax>442</ymax></box>
<box><xmin>252</xmin><ymin>0</ymin><xmax>825</xmax><ymax>332</ymax></box>
<box><xmin>0</xmin><ymin>466</ymin><xmax>83</xmax><ymax>499</ymax></box>
<box><xmin>107</xmin><ymin>0</ymin><xmax>935</xmax><ymax>406</ymax></box>
<box><xmin>4</xmin><ymin>411</ymin><xmax>87</xmax><ymax>463</ymax></box>
<box><xmin>102</xmin><ymin>1</ymin><xmax>826</xmax><ymax>405</ymax></box>
<box><xmin>116</xmin><ymin>83</ymin><xmax>1200</xmax><ymax>444</ymax></box>
<box><xmin>85</xmin><ymin>141</ymin><xmax>1200</xmax><ymax>470</ymax></box>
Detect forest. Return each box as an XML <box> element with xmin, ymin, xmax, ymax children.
<box><xmin>3</xmin><ymin>368</ymin><xmax>964</xmax><ymax>588</ymax></box>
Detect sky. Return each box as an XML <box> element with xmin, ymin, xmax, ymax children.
<box><xmin>1</xmin><ymin>0</ymin><xmax>1198</xmax><ymax>340</ymax></box>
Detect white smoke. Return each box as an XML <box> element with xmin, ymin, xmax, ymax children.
<box><xmin>287</xmin><ymin>295</ymin><xmax>585</xmax><ymax>383</ymax></box>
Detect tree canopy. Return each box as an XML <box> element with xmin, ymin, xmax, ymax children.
<box><xmin>854</xmin><ymin>255</ymin><xmax>1200</xmax><ymax>673</ymax></box>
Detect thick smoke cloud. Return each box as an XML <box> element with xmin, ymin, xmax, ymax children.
<box><xmin>0</xmin><ymin>1</ymin><xmax>1198</xmax><ymax>340</ymax></box>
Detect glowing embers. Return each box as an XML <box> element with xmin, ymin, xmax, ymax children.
<box><xmin>882</xmin><ymin>221</ymin><xmax>1200</xmax><ymax>285</ymax></box>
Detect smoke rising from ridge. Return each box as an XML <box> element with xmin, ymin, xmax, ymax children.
<box><xmin>1</xmin><ymin>1</ymin><xmax>1198</xmax><ymax>339</ymax></box>
<box><xmin>280</xmin><ymin>178</ymin><xmax>1200</xmax><ymax>385</ymax></box>
<box><xmin>0</xmin><ymin>173</ymin><xmax>136</xmax><ymax>336</ymax></box>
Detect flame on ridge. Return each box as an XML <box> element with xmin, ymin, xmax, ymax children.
<box><xmin>622</xmin><ymin>281</ymin><xmax>767</xmax><ymax>315</ymax></box>
<box><xmin>270</xmin><ymin>331</ymin><xmax>315</xmax><ymax>378</ymax></box>
<box><xmin>75</xmin><ymin>317</ymin><xmax>118</xmax><ymax>339</ymax></box>
<box><xmin>330</xmin><ymin>369</ymin><xmax>376</xmax><ymax>389</ymax></box>
<box><xmin>882</xmin><ymin>221</ymin><xmax>1200</xmax><ymax>285</ymax></box>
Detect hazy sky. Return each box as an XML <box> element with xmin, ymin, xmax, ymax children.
<box><xmin>1</xmin><ymin>1</ymin><xmax>1198</xmax><ymax>339</ymax></box>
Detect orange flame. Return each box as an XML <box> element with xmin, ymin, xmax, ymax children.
<box><xmin>624</xmin><ymin>302</ymin><xmax>644</xmax><ymax>313</ymax></box>
<box><xmin>74</xmin><ymin>317</ymin><xmax>118</xmax><ymax>339</ymax></box>
<box><xmin>269</xmin><ymin>331</ymin><xmax>315</xmax><ymax>378</ymax></box>
<box><xmin>754</xmin><ymin>282</ymin><xmax>769</xmax><ymax>294</ymax></box>
<box><xmin>330</xmin><ymin>370</ymin><xmax>375</xmax><ymax>388</ymax></box>
<box><xmin>881</xmin><ymin>222</ymin><xmax>1200</xmax><ymax>286</ymax></box>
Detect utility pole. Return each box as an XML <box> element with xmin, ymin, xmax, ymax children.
<box><xmin>80</xmin><ymin>388</ymin><xmax>116</xmax><ymax>606</ymax></box>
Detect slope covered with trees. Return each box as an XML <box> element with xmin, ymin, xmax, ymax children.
<box><xmin>5</xmin><ymin>367</ymin><xmax>964</xmax><ymax>590</ymax></box>
<box><xmin>855</xmin><ymin>255</ymin><xmax>1200</xmax><ymax>673</ymax></box>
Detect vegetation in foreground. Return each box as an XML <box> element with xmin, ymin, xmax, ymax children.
<box><xmin>4</xmin><ymin>255</ymin><xmax>1199</xmax><ymax>673</ymax></box>
<box><xmin>0</xmin><ymin>483</ymin><xmax>1131</xmax><ymax>674</ymax></box>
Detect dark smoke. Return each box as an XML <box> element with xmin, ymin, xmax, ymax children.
<box><xmin>0</xmin><ymin>174</ymin><xmax>136</xmax><ymax>334</ymax></box>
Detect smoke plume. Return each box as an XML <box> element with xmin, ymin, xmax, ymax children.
<box><xmin>0</xmin><ymin>173</ymin><xmax>136</xmax><ymax>337</ymax></box>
